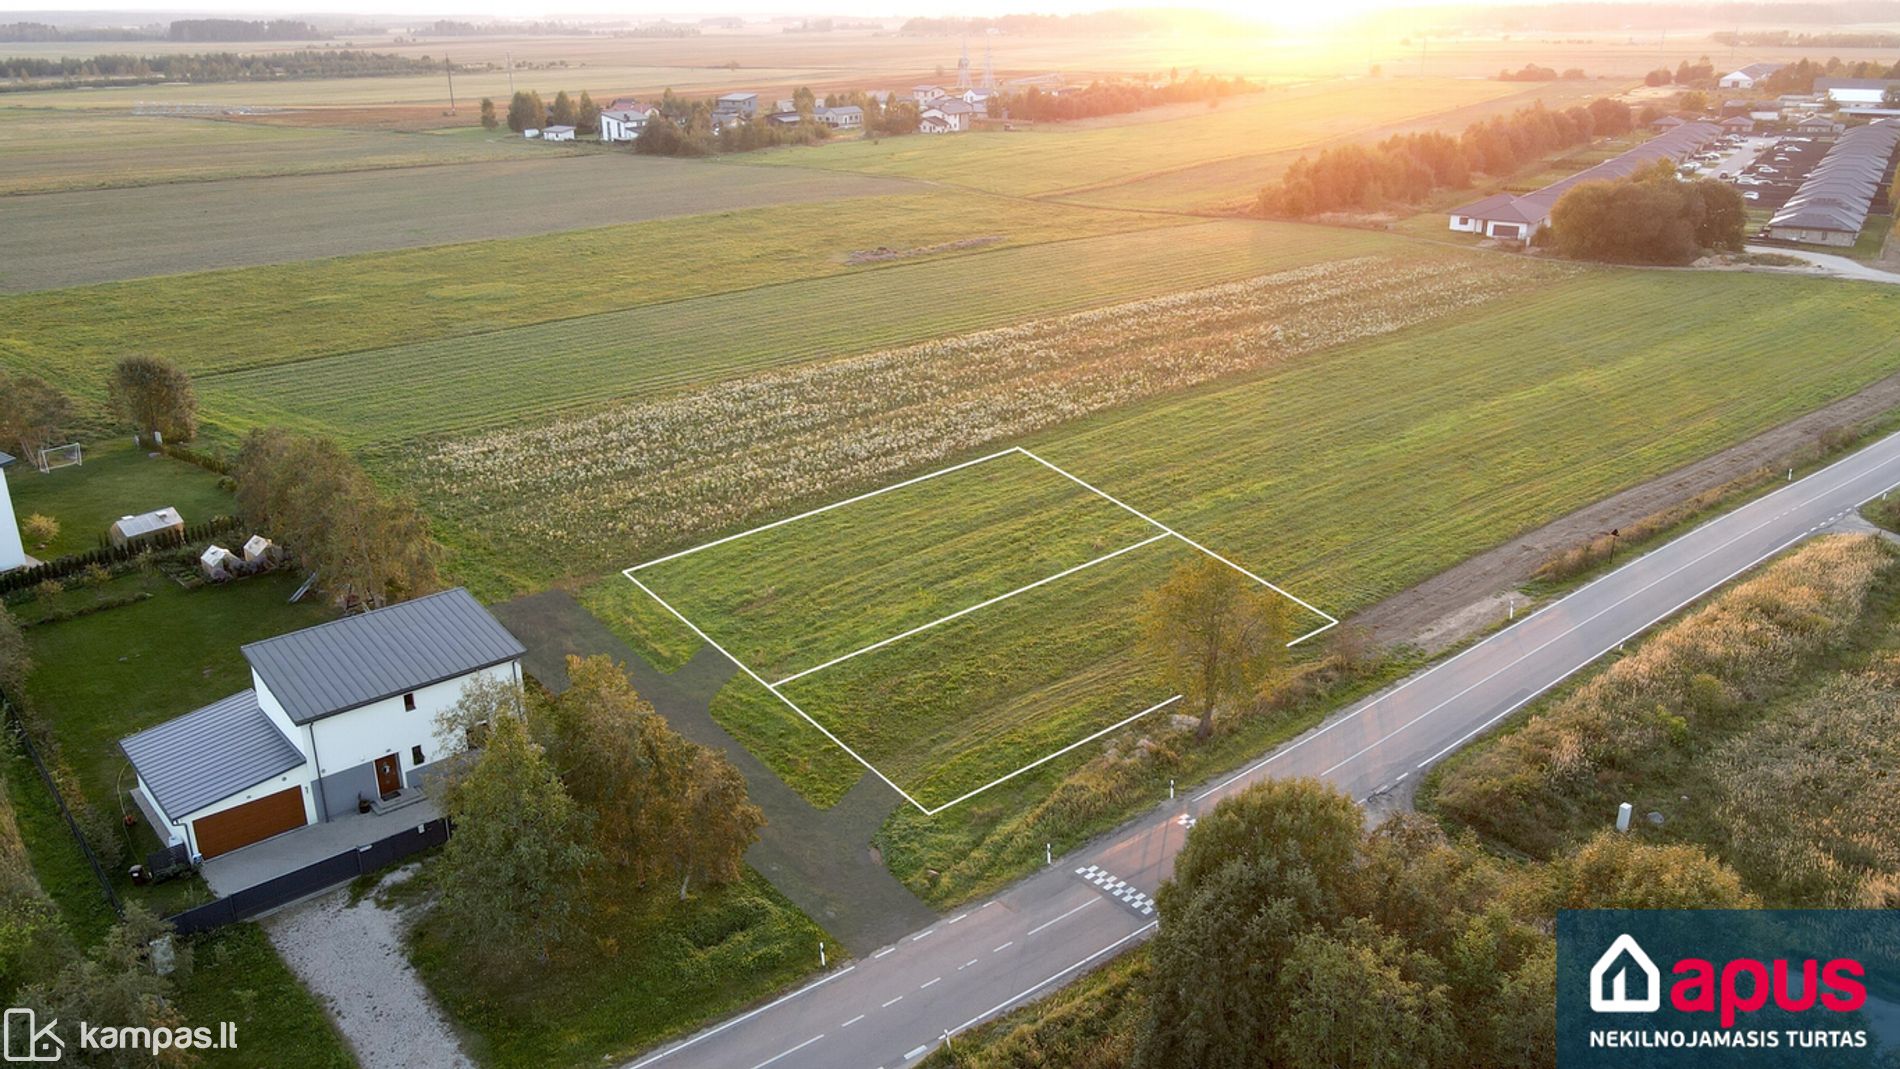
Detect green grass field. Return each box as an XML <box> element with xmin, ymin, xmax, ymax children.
<box><xmin>0</xmin><ymin>107</ymin><xmax>576</xmax><ymax>194</ymax></box>
<box><xmin>593</xmin><ymin>267</ymin><xmax>1900</xmax><ymax>822</ymax></box>
<box><xmin>740</xmin><ymin>78</ymin><xmax>1518</xmax><ymax>207</ymax></box>
<box><xmin>193</xmin><ymin>221</ymin><xmax>1392</xmax><ymax>445</ymax></box>
<box><xmin>630</xmin><ymin>450</ymin><xmax>1330</xmax><ymax>809</ymax></box>
<box><xmin>5</xmin><ymin>439</ymin><xmax>235</xmax><ymax>559</ymax></box>
<box><xmin>1</xmin><ymin>190</ymin><xmax>1165</xmax><ymax>409</ymax></box>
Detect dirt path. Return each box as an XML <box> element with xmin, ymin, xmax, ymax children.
<box><xmin>263</xmin><ymin>869</ymin><xmax>471</xmax><ymax>1069</ymax></box>
<box><xmin>490</xmin><ymin>591</ymin><xmax>938</xmax><ymax>956</ymax></box>
<box><xmin>1357</xmin><ymin>368</ymin><xmax>1900</xmax><ymax>649</ymax></box>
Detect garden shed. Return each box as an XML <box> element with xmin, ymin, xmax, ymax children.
<box><xmin>108</xmin><ymin>506</ymin><xmax>184</xmax><ymax>548</ymax></box>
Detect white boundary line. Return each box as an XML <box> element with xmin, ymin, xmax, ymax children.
<box><xmin>774</xmin><ymin>532</ymin><xmax>1175</xmax><ymax>686</ymax></box>
<box><xmin>623</xmin><ymin>965</ymin><xmax>856</xmax><ymax>1069</ymax></box>
<box><xmin>622</xmin><ymin>446</ymin><xmax>1335</xmax><ymax>814</ymax></box>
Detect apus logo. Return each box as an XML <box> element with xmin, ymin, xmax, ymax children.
<box><xmin>2</xmin><ymin>1008</ymin><xmax>63</xmax><ymax>1063</ymax></box>
<box><xmin>1591</xmin><ymin>934</ymin><xmax>1662</xmax><ymax>1013</ymax></box>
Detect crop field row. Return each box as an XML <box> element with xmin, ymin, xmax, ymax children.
<box><xmin>191</xmin><ymin>221</ymin><xmax>1402</xmax><ymax>446</ymax></box>
<box><xmin>1</xmin><ymin>155</ymin><xmax>922</xmax><ymax>293</ymax></box>
<box><xmin>0</xmin><ymin>108</ymin><xmax>575</xmax><ymax>195</ymax></box>
<box><xmin>0</xmin><ymin>187</ymin><xmax>1153</xmax><ymax>377</ymax></box>
<box><xmin>399</xmin><ymin>244</ymin><xmax>1546</xmax><ymax>594</ymax></box>
<box><xmin>739</xmin><ymin>77</ymin><xmax>1519</xmax><ymax>205</ymax></box>
<box><xmin>564</xmin><ymin>267</ymin><xmax>1900</xmax><ymax>810</ymax></box>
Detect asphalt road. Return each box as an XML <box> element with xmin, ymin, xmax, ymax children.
<box><xmin>626</xmin><ymin>429</ymin><xmax>1900</xmax><ymax>1069</ymax></box>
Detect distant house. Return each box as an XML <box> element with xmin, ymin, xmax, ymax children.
<box><xmin>108</xmin><ymin>507</ymin><xmax>184</xmax><ymax>548</ymax></box>
<box><xmin>714</xmin><ymin>92</ymin><xmax>759</xmax><ymax>120</ymax></box>
<box><xmin>121</xmin><ymin>588</ymin><xmax>526</xmax><ymax>861</ymax></box>
<box><xmin>599</xmin><ymin>104</ymin><xmax>657</xmax><ymax>142</ymax></box>
<box><xmin>1718</xmin><ymin>62</ymin><xmax>1783</xmax><ymax>90</ymax></box>
<box><xmin>1447</xmin><ymin>193</ymin><xmax>1552</xmax><ymax>241</ymax></box>
<box><xmin>815</xmin><ymin>104</ymin><xmax>863</xmax><ymax>129</ymax></box>
<box><xmin>542</xmin><ymin>125</ymin><xmax>576</xmax><ymax>142</ymax></box>
<box><xmin>919</xmin><ymin>99</ymin><xmax>975</xmax><ymax>132</ymax></box>
<box><xmin>1720</xmin><ymin>115</ymin><xmax>1755</xmax><ymax>133</ymax></box>
<box><xmin>1650</xmin><ymin>114</ymin><xmax>1686</xmax><ymax>132</ymax></box>
<box><xmin>912</xmin><ymin>84</ymin><xmax>945</xmax><ymax>103</ymax></box>
<box><xmin>919</xmin><ymin>108</ymin><xmax>955</xmax><ymax>134</ymax></box>
<box><xmin>1793</xmin><ymin>113</ymin><xmax>1844</xmax><ymax>134</ymax></box>
<box><xmin>1816</xmin><ymin>78</ymin><xmax>1900</xmax><ymax>107</ymax></box>
<box><xmin>0</xmin><ymin>456</ymin><xmax>24</xmax><ymax>573</ymax></box>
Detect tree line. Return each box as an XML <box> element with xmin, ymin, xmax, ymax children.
<box><xmin>1497</xmin><ymin>62</ymin><xmax>1587</xmax><ymax>81</ymax></box>
<box><xmin>1642</xmin><ymin>53</ymin><xmax>1900</xmax><ymax>93</ymax></box>
<box><xmin>430</xmin><ymin>655</ymin><xmax>764</xmax><ymax>967</ymax></box>
<box><xmin>1</xmin><ymin>49</ymin><xmax>447</xmax><ymax>84</ymax></box>
<box><xmin>998</xmin><ymin>72</ymin><xmax>1256</xmax><ymax>123</ymax></box>
<box><xmin>165</xmin><ymin>18</ymin><xmax>323</xmax><ymax>42</ymax></box>
<box><xmin>1548</xmin><ymin>159</ymin><xmax>1746</xmax><ymax>265</ymax></box>
<box><xmin>1257</xmin><ymin>96</ymin><xmax>1633</xmax><ymax>218</ymax></box>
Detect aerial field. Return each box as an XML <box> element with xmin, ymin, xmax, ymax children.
<box><xmin>0</xmin><ymin>107</ymin><xmax>574</xmax><ymax>194</ymax></box>
<box><xmin>0</xmin><ymin>154</ymin><xmax>922</xmax><ymax>291</ymax></box>
<box><xmin>554</xmin><ymin>265</ymin><xmax>1900</xmax><ymax>810</ymax></box>
<box><xmin>190</xmin><ymin>221</ymin><xmax>1400</xmax><ymax>445</ymax></box>
<box><xmin>741</xmin><ymin>77</ymin><xmax>1520</xmax><ymax>204</ymax></box>
<box><xmin>627</xmin><ymin>448</ymin><xmax>1327</xmax><ymax>811</ymax></box>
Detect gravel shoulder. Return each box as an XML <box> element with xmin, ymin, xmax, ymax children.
<box><xmin>262</xmin><ymin>868</ymin><xmax>471</xmax><ymax>1069</ymax></box>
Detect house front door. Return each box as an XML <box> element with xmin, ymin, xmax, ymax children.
<box><xmin>374</xmin><ymin>753</ymin><xmax>402</xmax><ymax>799</ymax></box>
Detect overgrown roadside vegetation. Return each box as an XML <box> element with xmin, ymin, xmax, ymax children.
<box><xmin>1423</xmin><ymin>534</ymin><xmax>1900</xmax><ymax>906</ymax></box>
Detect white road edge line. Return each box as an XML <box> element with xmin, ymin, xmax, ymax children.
<box><xmin>946</xmin><ymin>923</ymin><xmax>1159</xmax><ymax>1040</ymax></box>
<box><xmin>904</xmin><ymin>1045</ymin><xmax>929</xmax><ymax>1060</ymax></box>
<box><xmin>872</xmin><ymin>947</ymin><xmax>895</xmax><ymax>959</ymax></box>
<box><xmin>623</xmin><ymin>966</ymin><xmax>855</xmax><ymax>1069</ymax></box>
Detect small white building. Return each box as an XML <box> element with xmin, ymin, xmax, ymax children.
<box><xmin>121</xmin><ymin>588</ymin><xmax>525</xmax><ymax>861</ymax></box>
<box><xmin>815</xmin><ymin>104</ymin><xmax>863</xmax><ymax>130</ymax></box>
<box><xmin>1718</xmin><ymin>62</ymin><xmax>1783</xmax><ymax>90</ymax></box>
<box><xmin>0</xmin><ymin>455</ymin><xmax>25</xmax><ymax>573</ymax></box>
<box><xmin>199</xmin><ymin>544</ymin><xmax>237</xmax><ymax>581</ymax></box>
<box><xmin>108</xmin><ymin>506</ymin><xmax>184</xmax><ymax>548</ymax></box>
<box><xmin>522</xmin><ymin>128</ymin><xmax>542</xmax><ymax>139</ymax></box>
<box><xmin>542</xmin><ymin>125</ymin><xmax>576</xmax><ymax>142</ymax></box>
<box><xmin>599</xmin><ymin>104</ymin><xmax>657</xmax><ymax>142</ymax></box>
<box><xmin>1817</xmin><ymin>78</ymin><xmax>1900</xmax><ymax>107</ymax></box>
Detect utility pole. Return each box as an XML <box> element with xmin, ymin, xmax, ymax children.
<box><xmin>506</xmin><ymin>49</ymin><xmax>515</xmax><ymax>96</ymax></box>
<box><xmin>445</xmin><ymin>54</ymin><xmax>457</xmax><ymax>114</ymax></box>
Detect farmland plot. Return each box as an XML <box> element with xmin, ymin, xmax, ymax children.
<box><xmin>398</xmin><ymin>247</ymin><xmax>1546</xmax><ymax>586</ymax></box>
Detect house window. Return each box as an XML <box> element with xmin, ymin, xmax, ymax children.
<box><xmin>412</xmin><ymin>745</ymin><xmax>425</xmax><ymax>766</ymax></box>
<box><xmin>403</xmin><ymin>692</ymin><xmax>416</xmax><ymax>712</ymax></box>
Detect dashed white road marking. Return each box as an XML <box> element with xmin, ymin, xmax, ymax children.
<box><xmin>881</xmin><ymin>996</ymin><xmax>904</xmax><ymax>1008</ymax></box>
<box><xmin>873</xmin><ymin>947</ymin><xmax>895</xmax><ymax>959</ymax></box>
<box><xmin>910</xmin><ymin>928</ymin><xmax>935</xmax><ymax>942</ymax></box>
<box><xmin>947</xmin><ymin>913</ymin><xmax>968</xmax><ymax>924</ymax></box>
<box><xmin>748</xmin><ymin>1034</ymin><xmax>823</xmax><ymax>1069</ymax></box>
<box><xmin>841</xmin><ymin>1015</ymin><xmax>865</xmax><ymax>1028</ymax></box>
<box><xmin>959</xmin><ymin>959</ymin><xmax>978</xmax><ymax>970</ymax></box>
<box><xmin>904</xmin><ymin>1044</ymin><xmax>929</xmax><ymax>1060</ymax></box>
<box><xmin>992</xmin><ymin>941</ymin><xmax>1013</xmax><ymax>953</ymax></box>
<box><xmin>920</xmin><ymin>977</ymin><xmax>941</xmax><ymax>989</ymax></box>
<box><xmin>1025</xmin><ymin>898</ymin><xmax>1096</xmax><ymax>936</ymax></box>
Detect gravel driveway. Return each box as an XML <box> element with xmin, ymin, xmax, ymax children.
<box><xmin>263</xmin><ymin>868</ymin><xmax>471</xmax><ymax>1069</ymax></box>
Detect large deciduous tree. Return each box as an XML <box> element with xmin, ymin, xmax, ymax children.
<box><xmin>506</xmin><ymin>89</ymin><xmax>546</xmax><ymax>132</ymax></box>
<box><xmin>1139</xmin><ymin>557</ymin><xmax>1290</xmax><ymax>739</ymax></box>
<box><xmin>106</xmin><ymin>355</ymin><xmax>198</xmax><ymax>444</ymax></box>
<box><xmin>0</xmin><ymin>372</ymin><xmax>73</xmax><ymax>462</ymax></box>
<box><xmin>435</xmin><ymin>713</ymin><xmax>595</xmax><ymax>967</ymax></box>
<box><xmin>233</xmin><ymin>428</ymin><xmax>442</xmax><ymax>608</ymax></box>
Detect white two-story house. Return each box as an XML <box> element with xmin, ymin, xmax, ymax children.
<box><xmin>121</xmin><ymin>588</ymin><xmax>525</xmax><ymax>861</ymax></box>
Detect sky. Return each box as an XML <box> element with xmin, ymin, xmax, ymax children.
<box><xmin>6</xmin><ymin>0</ymin><xmax>1293</xmax><ymax>21</ymax></box>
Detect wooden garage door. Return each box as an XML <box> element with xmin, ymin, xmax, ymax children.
<box><xmin>193</xmin><ymin>787</ymin><xmax>306</xmax><ymax>859</ymax></box>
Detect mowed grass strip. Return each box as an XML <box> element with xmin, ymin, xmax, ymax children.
<box><xmin>0</xmin><ymin>189</ymin><xmax>1157</xmax><ymax>402</ymax></box>
<box><xmin>198</xmin><ymin>221</ymin><xmax>1395</xmax><ymax>444</ymax></box>
<box><xmin>633</xmin><ymin>449</ymin><xmax>1158</xmax><ymax>681</ymax></box>
<box><xmin>741</xmin><ymin>78</ymin><xmax>1518</xmax><ymax>203</ymax></box>
<box><xmin>0</xmin><ymin>107</ymin><xmax>570</xmax><ymax>194</ymax></box>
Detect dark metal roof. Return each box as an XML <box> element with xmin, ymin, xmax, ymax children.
<box><xmin>242</xmin><ymin>588</ymin><xmax>525</xmax><ymax>725</ymax></box>
<box><xmin>121</xmin><ymin>690</ymin><xmax>306</xmax><ymax>818</ymax></box>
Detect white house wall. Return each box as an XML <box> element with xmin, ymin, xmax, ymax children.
<box><xmin>0</xmin><ymin>468</ymin><xmax>25</xmax><ymax>573</ymax></box>
<box><xmin>166</xmin><ymin>763</ymin><xmax>316</xmax><ymax>858</ymax></box>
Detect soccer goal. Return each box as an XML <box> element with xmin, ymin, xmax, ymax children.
<box><xmin>35</xmin><ymin>443</ymin><xmax>82</xmax><ymax>473</ymax></box>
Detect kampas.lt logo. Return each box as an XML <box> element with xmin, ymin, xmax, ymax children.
<box><xmin>1591</xmin><ymin>933</ymin><xmax>1663</xmax><ymax>1013</ymax></box>
<box><xmin>3</xmin><ymin>1008</ymin><xmax>64</xmax><ymax>1063</ymax></box>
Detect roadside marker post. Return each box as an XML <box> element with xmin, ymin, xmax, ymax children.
<box><xmin>1045</xmin><ymin>843</ymin><xmax>1051</xmax><ymax>865</ymax></box>
<box><xmin>1169</xmin><ymin>779</ymin><xmax>1175</xmax><ymax>800</ymax></box>
<box><xmin>1616</xmin><ymin>802</ymin><xmax>1633</xmax><ymax>833</ymax></box>
<box><xmin>820</xmin><ymin>941</ymin><xmax>826</xmax><ymax>968</ymax></box>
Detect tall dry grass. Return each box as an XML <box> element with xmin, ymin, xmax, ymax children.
<box><xmin>1434</xmin><ymin>535</ymin><xmax>1893</xmax><ymax>857</ymax></box>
